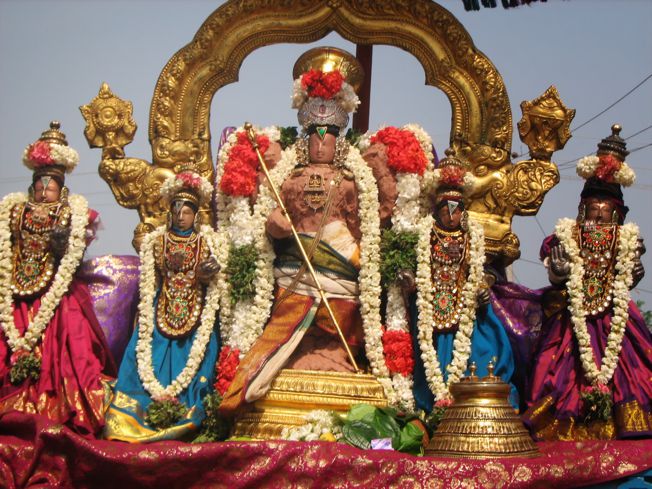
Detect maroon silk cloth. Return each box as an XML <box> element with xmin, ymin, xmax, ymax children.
<box><xmin>525</xmin><ymin>235</ymin><xmax>652</xmax><ymax>438</ymax></box>
<box><xmin>526</xmin><ymin>299</ymin><xmax>652</xmax><ymax>436</ymax></box>
<box><xmin>0</xmin><ymin>280</ymin><xmax>116</xmax><ymax>438</ymax></box>
<box><xmin>78</xmin><ymin>255</ymin><xmax>140</xmax><ymax>366</ymax></box>
<box><xmin>1</xmin><ymin>412</ymin><xmax>652</xmax><ymax>488</ymax></box>
<box><xmin>491</xmin><ymin>283</ymin><xmax>547</xmax><ymax>403</ymax></box>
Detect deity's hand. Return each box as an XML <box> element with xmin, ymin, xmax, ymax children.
<box><xmin>197</xmin><ymin>257</ymin><xmax>220</xmax><ymax>283</ymax></box>
<box><xmin>476</xmin><ymin>285</ymin><xmax>491</xmax><ymax>308</ymax></box>
<box><xmin>50</xmin><ymin>226</ymin><xmax>71</xmax><ymax>257</ymax></box>
<box><xmin>549</xmin><ymin>244</ymin><xmax>571</xmax><ymax>280</ymax></box>
<box><xmin>397</xmin><ymin>269</ymin><xmax>416</xmax><ymax>296</ymax></box>
<box><xmin>266</xmin><ymin>207</ymin><xmax>293</xmax><ymax>240</ymax></box>
<box><xmin>636</xmin><ymin>238</ymin><xmax>646</xmax><ymax>258</ymax></box>
<box><xmin>632</xmin><ymin>259</ymin><xmax>645</xmax><ymax>288</ymax></box>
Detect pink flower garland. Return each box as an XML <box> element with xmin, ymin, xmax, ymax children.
<box><xmin>25</xmin><ymin>141</ymin><xmax>55</xmax><ymax>166</ymax></box>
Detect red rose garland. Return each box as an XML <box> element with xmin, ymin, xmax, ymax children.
<box><xmin>300</xmin><ymin>69</ymin><xmax>344</xmax><ymax>100</ymax></box>
<box><xmin>381</xmin><ymin>328</ymin><xmax>415</xmax><ymax>376</ymax></box>
<box><xmin>214</xmin><ymin>345</ymin><xmax>241</xmax><ymax>395</ymax></box>
<box><xmin>370</xmin><ymin>126</ymin><xmax>428</xmax><ymax>175</ymax></box>
<box><xmin>219</xmin><ymin>131</ymin><xmax>270</xmax><ymax>197</ymax></box>
<box><xmin>595</xmin><ymin>154</ymin><xmax>622</xmax><ymax>183</ymax></box>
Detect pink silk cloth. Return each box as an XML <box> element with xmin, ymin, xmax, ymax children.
<box><xmin>1</xmin><ymin>411</ymin><xmax>652</xmax><ymax>488</ymax></box>
<box><xmin>0</xmin><ymin>280</ymin><xmax>116</xmax><ymax>438</ymax></box>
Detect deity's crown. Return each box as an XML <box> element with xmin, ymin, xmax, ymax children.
<box><xmin>22</xmin><ymin>121</ymin><xmax>79</xmax><ymax>178</ymax></box>
<box><xmin>431</xmin><ymin>148</ymin><xmax>476</xmax><ymax>203</ymax></box>
<box><xmin>160</xmin><ymin>171</ymin><xmax>213</xmax><ymax>208</ymax></box>
<box><xmin>291</xmin><ymin>47</ymin><xmax>363</xmax><ymax>131</ymax></box>
<box><xmin>577</xmin><ymin>124</ymin><xmax>635</xmax><ymax>188</ymax></box>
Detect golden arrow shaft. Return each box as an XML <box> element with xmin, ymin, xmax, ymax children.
<box><xmin>244</xmin><ymin>122</ymin><xmax>360</xmax><ymax>374</ymax></box>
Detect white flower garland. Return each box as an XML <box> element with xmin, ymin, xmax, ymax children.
<box><xmin>215</xmin><ymin>126</ymin><xmax>295</xmax><ymax>356</ymax></box>
<box><xmin>23</xmin><ymin>143</ymin><xmax>79</xmax><ymax>173</ymax></box>
<box><xmin>135</xmin><ymin>224</ymin><xmax>226</xmax><ymax>401</ymax></box>
<box><xmin>345</xmin><ymin>146</ymin><xmax>392</xmax><ymax>399</ymax></box>
<box><xmin>554</xmin><ymin>218</ymin><xmax>639</xmax><ymax>386</ymax></box>
<box><xmin>0</xmin><ymin>192</ymin><xmax>88</xmax><ymax>354</ymax></box>
<box><xmin>281</xmin><ymin>409</ymin><xmax>343</xmax><ymax>441</ymax></box>
<box><xmin>576</xmin><ymin>155</ymin><xmax>635</xmax><ymax>187</ymax></box>
<box><xmin>415</xmin><ymin>215</ymin><xmax>486</xmax><ymax>402</ymax></box>
<box><xmin>362</xmin><ymin>124</ymin><xmax>436</xmax><ymax>410</ymax></box>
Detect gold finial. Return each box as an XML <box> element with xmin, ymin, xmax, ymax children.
<box><xmin>463</xmin><ymin>362</ymin><xmax>478</xmax><ymax>382</ymax></box>
<box><xmin>39</xmin><ymin>120</ymin><xmax>68</xmax><ymax>146</ymax></box>
<box><xmin>292</xmin><ymin>46</ymin><xmax>365</xmax><ymax>93</ymax></box>
<box><xmin>611</xmin><ymin>124</ymin><xmax>622</xmax><ymax>137</ymax></box>
<box><xmin>483</xmin><ymin>356</ymin><xmax>500</xmax><ymax>382</ymax></box>
<box><xmin>487</xmin><ymin>359</ymin><xmax>495</xmax><ymax>377</ymax></box>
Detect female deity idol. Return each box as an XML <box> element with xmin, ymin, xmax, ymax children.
<box><xmin>105</xmin><ymin>171</ymin><xmax>224</xmax><ymax>442</ymax></box>
<box><xmin>403</xmin><ymin>150</ymin><xmax>518</xmax><ymax>414</ymax></box>
<box><xmin>0</xmin><ymin>122</ymin><xmax>115</xmax><ymax>436</ymax></box>
<box><xmin>524</xmin><ymin>125</ymin><xmax>652</xmax><ymax>440</ymax></box>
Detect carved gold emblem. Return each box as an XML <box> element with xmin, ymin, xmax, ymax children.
<box><xmin>518</xmin><ymin>86</ymin><xmax>575</xmax><ymax>161</ymax></box>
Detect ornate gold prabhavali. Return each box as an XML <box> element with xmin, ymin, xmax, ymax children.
<box><xmin>426</xmin><ymin>364</ymin><xmax>539</xmax><ymax>458</ymax></box>
<box><xmin>80</xmin><ymin>0</ymin><xmax>574</xmax><ymax>260</ymax></box>
<box><xmin>233</xmin><ymin>370</ymin><xmax>388</xmax><ymax>439</ymax></box>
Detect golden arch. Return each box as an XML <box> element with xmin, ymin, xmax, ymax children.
<box><xmin>83</xmin><ymin>0</ymin><xmax>570</xmax><ymax>262</ymax></box>
<box><xmin>149</xmin><ymin>0</ymin><xmax>512</xmax><ymax>169</ymax></box>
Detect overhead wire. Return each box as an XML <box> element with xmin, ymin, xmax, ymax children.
<box><xmin>570</xmin><ymin>73</ymin><xmax>652</xmax><ymax>133</ymax></box>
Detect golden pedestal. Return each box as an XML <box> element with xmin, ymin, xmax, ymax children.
<box><xmin>426</xmin><ymin>371</ymin><xmax>539</xmax><ymax>459</ymax></box>
<box><xmin>232</xmin><ymin>369</ymin><xmax>388</xmax><ymax>439</ymax></box>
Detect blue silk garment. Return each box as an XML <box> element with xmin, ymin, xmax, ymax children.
<box><xmin>104</xmin><ymin>227</ymin><xmax>220</xmax><ymax>442</ymax></box>
<box><xmin>411</xmin><ymin>301</ymin><xmax>519</xmax><ymax>413</ymax></box>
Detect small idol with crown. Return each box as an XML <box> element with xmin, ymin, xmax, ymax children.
<box><xmin>0</xmin><ymin>122</ymin><xmax>115</xmax><ymax>437</ymax></box>
<box><xmin>105</xmin><ymin>171</ymin><xmax>224</xmax><ymax>442</ymax></box>
<box><xmin>399</xmin><ymin>149</ymin><xmax>519</xmax><ymax>414</ymax></box>
<box><xmin>524</xmin><ymin>125</ymin><xmax>651</xmax><ymax>440</ymax></box>
<box><xmin>218</xmin><ymin>47</ymin><xmax>397</xmax><ymax>415</ymax></box>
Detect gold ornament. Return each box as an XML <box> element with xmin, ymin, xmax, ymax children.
<box><xmin>426</xmin><ymin>362</ymin><xmax>539</xmax><ymax>458</ymax></box>
<box><xmin>232</xmin><ymin>369</ymin><xmax>388</xmax><ymax>439</ymax></box>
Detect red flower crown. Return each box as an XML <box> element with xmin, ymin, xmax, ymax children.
<box><xmin>300</xmin><ymin>69</ymin><xmax>344</xmax><ymax>100</ymax></box>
